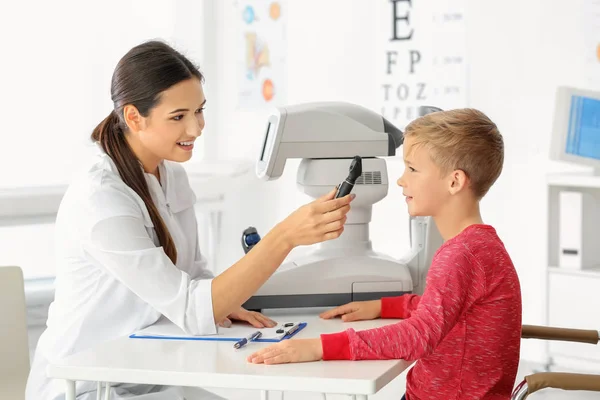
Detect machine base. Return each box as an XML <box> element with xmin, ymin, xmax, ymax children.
<box><xmin>242</xmin><ymin>290</ymin><xmax>409</xmax><ymax>311</ymax></box>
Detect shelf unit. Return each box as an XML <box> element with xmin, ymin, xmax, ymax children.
<box><xmin>546</xmin><ymin>172</ymin><xmax>600</xmax><ymax>370</ymax></box>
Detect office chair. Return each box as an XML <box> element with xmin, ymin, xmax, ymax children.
<box><xmin>0</xmin><ymin>266</ymin><xmax>30</xmax><ymax>400</ymax></box>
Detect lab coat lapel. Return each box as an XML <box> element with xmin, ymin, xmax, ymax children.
<box><xmin>98</xmin><ymin>152</ymin><xmax>155</xmax><ymax>228</ymax></box>
<box><xmin>162</xmin><ymin>161</ymin><xmax>197</xmax><ymax>213</ymax></box>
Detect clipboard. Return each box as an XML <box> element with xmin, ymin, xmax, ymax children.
<box><xmin>129</xmin><ymin>317</ymin><xmax>307</xmax><ymax>342</ymax></box>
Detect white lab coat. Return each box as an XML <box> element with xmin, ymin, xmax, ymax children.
<box><xmin>26</xmin><ymin>151</ymin><xmax>224</xmax><ymax>400</ymax></box>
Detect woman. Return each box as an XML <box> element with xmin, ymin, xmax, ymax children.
<box><xmin>26</xmin><ymin>40</ymin><xmax>352</xmax><ymax>400</ymax></box>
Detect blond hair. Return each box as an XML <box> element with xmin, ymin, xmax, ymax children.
<box><xmin>403</xmin><ymin>108</ymin><xmax>503</xmax><ymax>199</ymax></box>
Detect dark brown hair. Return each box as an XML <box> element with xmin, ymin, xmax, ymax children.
<box><xmin>91</xmin><ymin>40</ymin><xmax>204</xmax><ymax>264</ymax></box>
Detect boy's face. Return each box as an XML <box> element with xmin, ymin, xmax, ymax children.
<box><xmin>396</xmin><ymin>136</ymin><xmax>450</xmax><ymax>217</ymax></box>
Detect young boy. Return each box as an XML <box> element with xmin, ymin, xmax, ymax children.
<box><xmin>248</xmin><ymin>108</ymin><xmax>523</xmax><ymax>400</ymax></box>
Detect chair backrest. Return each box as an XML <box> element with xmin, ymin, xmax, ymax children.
<box><xmin>0</xmin><ymin>266</ymin><xmax>30</xmax><ymax>398</ymax></box>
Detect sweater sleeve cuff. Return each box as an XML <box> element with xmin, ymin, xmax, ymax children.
<box><xmin>320</xmin><ymin>331</ymin><xmax>352</xmax><ymax>360</ymax></box>
<box><xmin>381</xmin><ymin>296</ymin><xmax>408</xmax><ymax>319</ymax></box>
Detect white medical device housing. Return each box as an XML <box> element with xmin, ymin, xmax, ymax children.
<box><xmin>244</xmin><ymin>102</ymin><xmax>443</xmax><ymax>310</ymax></box>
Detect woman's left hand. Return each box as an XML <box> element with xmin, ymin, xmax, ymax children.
<box><xmin>220</xmin><ymin>307</ymin><xmax>277</xmax><ymax>328</ymax></box>
<box><xmin>247</xmin><ymin>339</ymin><xmax>323</xmax><ymax>364</ymax></box>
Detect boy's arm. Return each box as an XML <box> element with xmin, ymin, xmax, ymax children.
<box><xmin>321</xmin><ymin>244</ymin><xmax>483</xmax><ymax>361</ymax></box>
<box><xmin>380</xmin><ymin>294</ymin><xmax>421</xmax><ymax>319</ymax></box>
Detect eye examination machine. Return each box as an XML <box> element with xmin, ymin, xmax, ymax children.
<box><xmin>242</xmin><ymin>102</ymin><xmax>444</xmax><ymax>311</ymax></box>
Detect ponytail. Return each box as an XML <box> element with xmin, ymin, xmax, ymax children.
<box><xmin>91</xmin><ymin>111</ymin><xmax>178</xmax><ymax>264</ymax></box>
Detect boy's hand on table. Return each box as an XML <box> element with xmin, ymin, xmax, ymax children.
<box><xmin>319</xmin><ymin>300</ymin><xmax>382</xmax><ymax>322</ymax></box>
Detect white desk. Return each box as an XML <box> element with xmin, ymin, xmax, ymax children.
<box><xmin>47</xmin><ymin>312</ymin><xmax>412</xmax><ymax>400</ymax></box>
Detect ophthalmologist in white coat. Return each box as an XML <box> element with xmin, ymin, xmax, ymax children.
<box><xmin>26</xmin><ymin>40</ymin><xmax>353</xmax><ymax>400</ymax></box>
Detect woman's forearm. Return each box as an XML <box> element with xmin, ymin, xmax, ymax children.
<box><xmin>211</xmin><ymin>223</ymin><xmax>293</xmax><ymax>321</ymax></box>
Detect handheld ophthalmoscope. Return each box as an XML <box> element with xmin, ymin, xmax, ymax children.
<box><xmin>334</xmin><ymin>155</ymin><xmax>362</xmax><ymax>198</ymax></box>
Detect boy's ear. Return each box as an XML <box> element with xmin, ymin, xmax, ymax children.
<box><xmin>448</xmin><ymin>169</ymin><xmax>469</xmax><ymax>195</ymax></box>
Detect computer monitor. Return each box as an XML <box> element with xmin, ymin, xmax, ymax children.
<box><xmin>551</xmin><ymin>86</ymin><xmax>600</xmax><ymax>172</ymax></box>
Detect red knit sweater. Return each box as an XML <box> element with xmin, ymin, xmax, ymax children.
<box><xmin>320</xmin><ymin>224</ymin><xmax>522</xmax><ymax>400</ymax></box>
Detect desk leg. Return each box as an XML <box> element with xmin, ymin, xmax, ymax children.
<box><xmin>97</xmin><ymin>382</ymin><xmax>102</xmax><ymax>400</ymax></box>
<box><xmin>260</xmin><ymin>390</ymin><xmax>269</xmax><ymax>400</ymax></box>
<box><xmin>104</xmin><ymin>382</ymin><xmax>111</xmax><ymax>400</ymax></box>
<box><xmin>355</xmin><ymin>395</ymin><xmax>367</xmax><ymax>400</ymax></box>
<box><xmin>65</xmin><ymin>380</ymin><xmax>76</xmax><ymax>400</ymax></box>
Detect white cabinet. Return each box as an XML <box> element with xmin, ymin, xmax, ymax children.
<box><xmin>546</xmin><ymin>173</ymin><xmax>600</xmax><ymax>369</ymax></box>
<box><xmin>548</xmin><ymin>269</ymin><xmax>600</xmax><ymax>363</ymax></box>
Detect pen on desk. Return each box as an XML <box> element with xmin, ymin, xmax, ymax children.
<box><xmin>286</xmin><ymin>324</ymin><xmax>301</xmax><ymax>336</ymax></box>
<box><xmin>233</xmin><ymin>331</ymin><xmax>262</xmax><ymax>349</ymax></box>
<box><xmin>278</xmin><ymin>323</ymin><xmax>302</xmax><ymax>340</ymax></box>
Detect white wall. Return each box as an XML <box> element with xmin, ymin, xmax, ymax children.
<box><xmin>0</xmin><ymin>0</ymin><xmax>207</xmax><ymax>279</ymax></box>
<box><xmin>0</xmin><ymin>0</ymin><xmax>203</xmax><ymax>189</ymax></box>
<box><xmin>208</xmin><ymin>0</ymin><xmax>597</xmax><ymax>367</ymax></box>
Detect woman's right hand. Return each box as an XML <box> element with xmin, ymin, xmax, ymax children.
<box><xmin>276</xmin><ymin>188</ymin><xmax>354</xmax><ymax>248</ymax></box>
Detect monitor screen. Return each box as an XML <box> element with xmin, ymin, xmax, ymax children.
<box><xmin>566</xmin><ymin>95</ymin><xmax>600</xmax><ymax>160</ymax></box>
<box><xmin>260</xmin><ymin>122</ymin><xmax>272</xmax><ymax>161</ymax></box>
